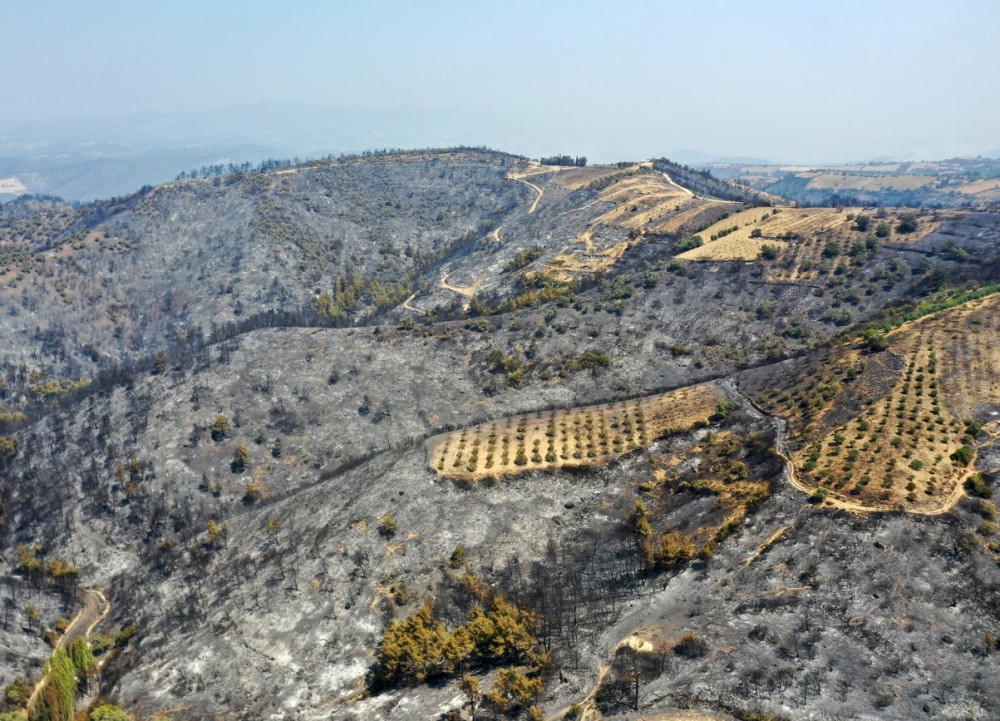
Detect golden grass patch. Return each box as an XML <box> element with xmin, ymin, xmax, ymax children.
<box><xmin>678</xmin><ymin>236</ymin><xmax>788</xmax><ymax>262</ymax></box>
<box><xmin>649</xmin><ymin>202</ymin><xmax>719</xmax><ymax>234</ymax></box>
<box><xmin>787</xmin><ymin>295</ymin><xmax>1000</xmax><ymax>511</ymax></box>
<box><xmin>804</xmin><ymin>172</ymin><xmax>935</xmax><ymax>192</ymax></box>
<box><xmin>955</xmin><ymin>179</ymin><xmax>1000</xmax><ymax>197</ymax></box>
<box><xmin>430</xmin><ymin>383</ymin><xmax>723</xmax><ymax>481</ymax></box>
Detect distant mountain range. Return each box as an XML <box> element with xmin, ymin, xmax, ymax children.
<box><xmin>0</xmin><ymin>103</ymin><xmax>514</xmax><ymax>201</ymax></box>
<box><xmin>1</xmin><ymin>103</ymin><xmax>998</xmax><ymax>201</ymax></box>
<box><xmin>663</xmin><ymin>149</ymin><xmax>772</xmax><ymax>166</ymax></box>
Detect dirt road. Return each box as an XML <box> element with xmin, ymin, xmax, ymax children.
<box><xmin>401</xmin><ymin>291</ymin><xmax>425</xmax><ymax>314</ymax></box>
<box><xmin>26</xmin><ymin>588</ymin><xmax>110</xmax><ymax>713</ymax></box>
<box><xmin>511</xmin><ymin>176</ymin><xmax>545</xmax><ymax>214</ymax></box>
<box><xmin>660</xmin><ymin>172</ymin><xmax>743</xmax><ymax>205</ymax></box>
<box><xmin>720</xmin><ymin>379</ymin><xmax>972</xmax><ymax>516</ymax></box>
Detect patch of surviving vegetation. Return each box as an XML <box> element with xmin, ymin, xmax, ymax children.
<box><xmin>429</xmin><ymin>383</ymin><xmax>723</xmax><ymax>481</ymax></box>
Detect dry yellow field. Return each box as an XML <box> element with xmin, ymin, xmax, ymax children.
<box><xmin>955</xmin><ymin>178</ymin><xmax>1000</xmax><ymax>197</ymax></box>
<box><xmin>430</xmin><ymin>383</ymin><xmax>724</xmax><ymax>481</ymax></box>
<box><xmin>594</xmin><ymin>175</ymin><xmax>691</xmax><ymax>228</ymax></box>
<box><xmin>804</xmin><ymin>172</ymin><xmax>934</xmax><ymax>192</ymax></box>
<box><xmin>552</xmin><ymin>163</ymin><xmax>648</xmax><ymax>191</ymax></box>
<box><xmin>925</xmin><ymin>295</ymin><xmax>1000</xmax><ymax>420</ymax></box>
<box><xmin>676</xmin><ymin>207</ymin><xmax>793</xmax><ymax>261</ymax></box>
<box><xmin>789</xmin><ymin>294</ymin><xmax>1000</xmax><ymax>512</ymax></box>
<box><xmin>546</xmin><ymin>170</ymin><xmax>693</xmax><ymax>275</ymax></box>
<box><xmin>546</xmin><ymin>239</ymin><xmax>631</xmax><ymax>275</ymax></box>
<box><xmin>678</xmin><ymin>235</ymin><xmax>787</xmax><ymax>262</ymax></box>
<box><xmin>676</xmin><ymin>207</ymin><xmax>862</xmax><ymax>262</ymax></box>
<box><xmin>648</xmin><ymin>202</ymin><xmax>719</xmax><ymax>235</ymax></box>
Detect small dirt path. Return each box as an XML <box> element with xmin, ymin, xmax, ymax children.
<box><xmin>508</xmin><ymin>164</ymin><xmax>567</xmax><ymax>214</ymax></box>
<box><xmin>548</xmin><ymin>633</ymin><xmax>664</xmax><ymax>720</ymax></box>
<box><xmin>401</xmin><ymin>291</ymin><xmax>425</xmax><ymax>315</ymax></box>
<box><xmin>546</xmin><ymin>663</ymin><xmax>610</xmax><ymax>721</ymax></box>
<box><xmin>438</xmin><ymin>272</ymin><xmax>481</xmax><ymax>299</ymax></box>
<box><xmin>438</xmin><ymin>271</ymin><xmax>483</xmax><ymax>311</ymax></box>
<box><xmin>743</xmin><ymin>525</ymin><xmax>789</xmax><ymax>567</ymax></box>
<box><xmin>511</xmin><ymin>176</ymin><xmax>545</xmax><ymax>214</ymax></box>
<box><xmin>721</xmin><ymin>379</ymin><xmax>972</xmax><ymax>516</ymax></box>
<box><xmin>26</xmin><ymin>588</ymin><xmax>110</xmax><ymax>714</ymax></box>
<box><xmin>660</xmin><ymin>172</ymin><xmax>743</xmax><ymax>205</ymax></box>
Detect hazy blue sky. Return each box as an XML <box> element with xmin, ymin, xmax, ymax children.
<box><xmin>3</xmin><ymin>0</ymin><xmax>999</xmax><ymax>162</ymax></box>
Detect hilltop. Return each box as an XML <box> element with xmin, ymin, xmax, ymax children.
<box><xmin>0</xmin><ymin>149</ymin><xmax>999</xmax><ymax>720</ymax></box>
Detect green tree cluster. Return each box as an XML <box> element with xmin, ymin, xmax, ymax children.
<box><xmin>88</xmin><ymin>705</ymin><xmax>129</xmax><ymax>721</ymax></box>
<box><xmin>502</xmin><ymin>246</ymin><xmax>543</xmax><ymax>273</ymax></box>
<box><xmin>373</xmin><ymin>592</ymin><xmax>545</xmax><ymax>687</ymax></box>
<box><xmin>629</xmin><ymin>501</ymin><xmax>695</xmax><ymax>568</ymax></box>
<box><xmin>31</xmin><ymin>639</ymin><xmax>94</xmax><ymax>721</ymax></box>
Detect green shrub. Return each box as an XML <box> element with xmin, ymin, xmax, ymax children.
<box><xmin>4</xmin><ymin>676</ymin><xmax>30</xmax><ymax>706</ymax></box>
<box><xmin>966</xmin><ymin>474</ymin><xmax>993</xmax><ymax>498</ymax></box>
<box><xmin>503</xmin><ymin>246</ymin><xmax>543</xmax><ymax>273</ymax></box>
<box><xmin>89</xmin><ymin>705</ymin><xmax>129</xmax><ymax>721</ymax></box>
<box><xmin>448</xmin><ymin>545</ymin><xmax>468</xmax><ymax>569</ymax></box>
<box><xmin>950</xmin><ymin>446</ymin><xmax>974</xmax><ymax>467</ymax></box>
<box><xmin>675</xmin><ymin>235</ymin><xmax>703</xmax><ymax>252</ymax></box>
<box><xmin>897</xmin><ymin>214</ymin><xmax>918</xmax><ymax>233</ymax></box>
<box><xmin>378</xmin><ymin>513</ymin><xmax>398</xmax><ymax>538</ymax></box>
<box><xmin>90</xmin><ymin>634</ymin><xmax>115</xmax><ymax>655</ymax></box>
<box><xmin>465</xmin><ymin>318</ymin><xmax>491</xmax><ymax>333</ymax></box>
<box><xmin>210</xmin><ymin>415</ymin><xmax>231</xmax><ymax>442</ymax></box>
<box><xmin>862</xmin><ymin>329</ymin><xmax>888</xmax><ymax>352</ymax></box>
<box><xmin>808</xmin><ymin>487</ymin><xmax>829</xmax><ymax>504</ymax></box>
<box><xmin>674</xmin><ymin>631</ymin><xmax>709</xmax><ymax>658</ymax></box>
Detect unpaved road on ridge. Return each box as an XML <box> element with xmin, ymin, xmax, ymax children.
<box><xmin>661</xmin><ymin>172</ymin><xmax>743</xmax><ymax>205</ymax></box>
<box><xmin>511</xmin><ymin>176</ymin><xmax>545</xmax><ymax>213</ymax></box>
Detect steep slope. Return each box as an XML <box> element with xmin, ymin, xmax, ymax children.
<box><xmin>1</xmin><ymin>150</ymin><xmax>1000</xmax><ymax>720</ymax></box>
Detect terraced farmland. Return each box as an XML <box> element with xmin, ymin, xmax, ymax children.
<box><xmin>545</xmin><ymin>166</ymin><xmax>695</xmax><ymax>276</ymax></box>
<box><xmin>429</xmin><ymin>383</ymin><xmax>724</xmax><ymax>481</ymax></box>
<box><xmin>744</xmin><ymin>293</ymin><xmax>1000</xmax><ymax>512</ymax></box>
<box><xmin>792</xmin><ymin>330</ymin><xmax>967</xmax><ymax>511</ymax></box>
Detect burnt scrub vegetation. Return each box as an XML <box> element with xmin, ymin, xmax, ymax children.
<box><xmin>0</xmin><ymin>149</ymin><xmax>526</xmax><ymax>381</ymax></box>
<box><xmin>2</xmin><ymin>151</ymin><xmax>1000</xmax><ymax>718</ymax></box>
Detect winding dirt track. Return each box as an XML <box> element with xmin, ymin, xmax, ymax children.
<box><xmin>26</xmin><ymin>589</ymin><xmax>110</xmax><ymax>713</ymax></box>
<box><xmin>400</xmin><ymin>291</ymin><xmax>425</xmax><ymax>314</ymax></box>
<box><xmin>511</xmin><ymin>176</ymin><xmax>545</xmax><ymax>214</ymax></box>
<box><xmin>661</xmin><ymin>172</ymin><xmax>743</xmax><ymax>205</ymax></box>
<box><xmin>438</xmin><ymin>271</ymin><xmax>480</xmax><ymax>299</ymax></box>
<box><xmin>721</xmin><ymin>379</ymin><xmax>974</xmax><ymax>516</ymax></box>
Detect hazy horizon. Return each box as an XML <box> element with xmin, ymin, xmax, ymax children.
<box><xmin>3</xmin><ymin>1</ymin><xmax>1000</xmax><ymax>165</ymax></box>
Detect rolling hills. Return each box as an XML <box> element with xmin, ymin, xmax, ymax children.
<box><xmin>1</xmin><ymin>148</ymin><xmax>1000</xmax><ymax>720</ymax></box>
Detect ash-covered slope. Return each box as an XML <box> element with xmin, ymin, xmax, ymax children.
<box><xmin>2</xmin><ymin>148</ymin><xmax>1000</xmax><ymax>720</ymax></box>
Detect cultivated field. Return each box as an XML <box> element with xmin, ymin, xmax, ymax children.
<box><xmin>546</xmin><ymin>169</ymin><xmax>694</xmax><ymax>275</ymax></box>
<box><xmin>956</xmin><ymin>178</ymin><xmax>1000</xmax><ymax>199</ymax></box>
<box><xmin>429</xmin><ymin>383</ymin><xmax>724</xmax><ymax>481</ymax></box>
<box><xmin>804</xmin><ymin>172</ymin><xmax>935</xmax><ymax>192</ymax></box>
<box><xmin>791</xmin><ymin>330</ymin><xmax>967</xmax><ymax>511</ymax></box>
<box><xmin>746</xmin><ymin>294</ymin><xmax>1000</xmax><ymax>512</ymax></box>
<box><xmin>676</xmin><ymin>206</ymin><xmax>828</xmax><ymax>261</ymax></box>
